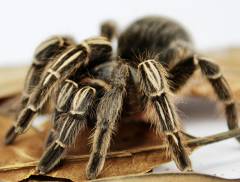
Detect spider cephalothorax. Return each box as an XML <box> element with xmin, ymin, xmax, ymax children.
<box><xmin>5</xmin><ymin>16</ymin><xmax>239</xmax><ymax>179</ymax></box>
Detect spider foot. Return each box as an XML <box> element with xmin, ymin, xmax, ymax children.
<box><xmin>5</xmin><ymin>107</ymin><xmax>37</xmax><ymax>145</ymax></box>
<box><xmin>37</xmin><ymin>142</ymin><xmax>65</xmax><ymax>174</ymax></box>
<box><xmin>167</xmin><ymin>133</ymin><xmax>192</xmax><ymax>172</ymax></box>
<box><xmin>86</xmin><ymin>153</ymin><xmax>105</xmax><ymax>180</ymax></box>
<box><xmin>4</xmin><ymin>126</ymin><xmax>18</xmax><ymax>145</ymax></box>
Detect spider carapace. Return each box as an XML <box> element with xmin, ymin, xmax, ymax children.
<box><xmin>5</xmin><ymin>16</ymin><xmax>239</xmax><ymax>179</ymax></box>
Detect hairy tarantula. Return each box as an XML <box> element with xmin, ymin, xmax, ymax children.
<box><xmin>5</xmin><ymin>16</ymin><xmax>239</xmax><ymax>179</ymax></box>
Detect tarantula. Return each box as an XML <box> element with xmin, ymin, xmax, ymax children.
<box><xmin>5</xmin><ymin>16</ymin><xmax>239</xmax><ymax>179</ymax></box>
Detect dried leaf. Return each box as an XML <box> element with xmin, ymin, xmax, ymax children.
<box><xmin>0</xmin><ymin>116</ymin><xmax>239</xmax><ymax>181</ymax></box>
<box><xmin>92</xmin><ymin>173</ymin><xmax>240</xmax><ymax>182</ymax></box>
<box><xmin>0</xmin><ymin>95</ymin><xmax>21</xmax><ymax>117</ymax></box>
<box><xmin>0</xmin><ymin>66</ymin><xmax>28</xmax><ymax>99</ymax></box>
<box><xmin>19</xmin><ymin>173</ymin><xmax>240</xmax><ymax>182</ymax></box>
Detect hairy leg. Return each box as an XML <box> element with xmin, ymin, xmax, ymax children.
<box><xmin>138</xmin><ymin>59</ymin><xmax>192</xmax><ymax>171</ymax></box>
<box><xmin>5</xmin><ymin>45</ymin><xmax>88</xmax><ymax>144</ymax></box>
<box><xmin>37</xmin><ymin>85</ymin><xmax>96</xmax><ymax>174</ymax></box>
<box><xmin>86</xmin><ymin>63</ymin><xmax>129</xmax><ymax>179</ymax></box>
<box><xmin>100</xmin><ymin>21</ymin><xmax>118</xmax><ymax>41</ymax></box>
<box><xmin>44</xmin><ymin>79</ymin><xmax>79</xmax><ymax>147</ymax></box>
<box><xmin>20</xmin><ymin>36</ymin><xmax>74</xmax><ymax>107</ymax></box>
<box><xmin>168</xmin><ymin>55</ymin><xmax>240</xmax><ymax>142</ymax></box>
<box><xmin>5</xmin><ymin>37</ymin><xmax>112</xmax><ymax>144</ymax></box>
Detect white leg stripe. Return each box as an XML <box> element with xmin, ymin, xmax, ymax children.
<box><xmin>70</xmin><ymin>110</ymin><xmax>84</xmax><ymax>115</ymax></box>
<box><xmin>66</xmin><ymin>79</ymin><xmax>78</xmax><ymax>88</ymax></box>
<box><xmin>57</xmin><ymin>51</ymin><xmax>82</xmax><ymax>72</ymax></box>
<box><xmin>207</xmin><ymin>72</ymin><xmax>222</xmax><ymax>79</ymax></box>
<box><xmin>164</xmin><ymin>97</ymin><xmax>175</xmax><ymax>126</ymax></box>
<box><xmin>80</xmin><ymin>41</ymin><xmax>91</xmax><ymax>54</ymax></box>
<box><xmin>28</xmin><ymin>105</ymin><xmax>37</xmax><ymax>112</ymax></box>
<box><xmin>56</xmin><ymin>139</ymin><xmax>66</xmax><ymax>148</ymax></box>
<box><xmin>150</xmin><ymin>89</ymin><xmax>165</xmax><ymax>97</ymax></box>
<box><xmin>33</xmin><ymin>58</ymin><xmax>46</xmax><ymax>66</ymax></box>
<box><xmin>156</xmin><ymin>102</ymin><xmax>166</xmax><ymax>128</ymax></box>
<box><xmin>193</xmin><ymin>55</ymin><xmax>199</xmax><ymax>66</ymax></box>
<box><xmin>139</xmin><ymin>60</ymin><xmax>162</xmax><ymax>91</ymax></box>
<box><xmin>47</xmin><ymin>69</ymin><xmax>61</xmax><ymax>78</ymax></box>
<box><xmin>85</xmin><ymin>36</ymin><xmax>111</xmax><ymax>46</ymax></box>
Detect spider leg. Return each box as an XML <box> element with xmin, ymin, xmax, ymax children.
<box><xmin>5</xmin><ymin>45</ymin><xmax>87</xmax><ymax>144</ymax></box>
<box><xmin>20</xmin><ymin>36</ymin><xmax>74</xmax><ymax>108</ymax></box>
<box><xmin>100</xmin><ymin>20</ymin><xmax>118</xmax><ymax>41</ymax></box>
<box><xmin>138</xmin><ymin>59</ymin><xmax>192</xmax><ymax>171</ymax></box>
<box><xmin>44</xmin><ymin>79</ymin><xmax>79</xmax><ymax>148</ymax></box>
<box><xmin>168</xmin><ymin>56</ymin><xmax>240</xmax><ymax>142</ymax></box>
<box><xmin>37</xmin><ymin>85</ymin><xmax>96</xmax><ymax>174</ymax></box>
<box><xmin>5</xmin><ymin>37</ymin><xmax>112</xmax><ymax>144</ymax></box>
<box><xmin>86</xmin><ymin>63</ymin><xmax>129</xmax><ymax>179</ymax></box>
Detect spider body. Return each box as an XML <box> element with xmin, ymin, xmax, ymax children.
<box><xmin>118</xmin><ymin>16</ymin><xmax>193</xmax><ymax>65</ymax></box>
<box><xmin>5</xmin><ymin>16</ymin><xmax>239</xmax><ymax>179</ymax></box>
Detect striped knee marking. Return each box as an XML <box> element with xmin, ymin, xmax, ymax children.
<box><xmin>207</xmin><ymin>72</ymin><xmax>222</xmax><ymax>80</ymax></box>
<box><xmin>42</xmin><ymin>48</ymin><xmax>84</xmax><ymax>87</ymax></box>
<box><xmin>69</xmin><ymin>110</ymin><xmax>85</xmax><ymax>116</ymax></box>
<box><xmin>56</xmin><ymin>80</ymin><xmax>78</xmax><ymax>109</ymax></box>
<box><xmin>138</xmin><ymin>59</ymin><xmax>165</xmax><ymax>94</ymax></box>
<box><xmin>47</xmin><ymin>69</ymin><xmax>61</xmax><ymax>79</ymax></box>
<box><xmin>150</xmin><ymin>89</ymin><xmax>166</xmax><ymax>97</ymax></box>
<box><xmin>42</xmin><ymin>69</ymin><xmax>60</xmax><ymax>86</ymax></box>
<box><xmin>67</xmin><ymin>86</ymin><xmax>96</xmax><ymax>117</ymax></box>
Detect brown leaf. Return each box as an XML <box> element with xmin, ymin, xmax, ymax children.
<box><xmin>0</xmin><ymin>66</ymin><xmax>28</xmax><ymax>99</ymax></box>
<box><xmin>20</xmin><ymin>173</ymin><xmax>240</xmax><ymax>182</ymax></box>
<box><xmin>92</xmin><ymin>173</ymin><xmax>240</xmax><ymax>182</ymax></box>
<box><xmin>0</xmin><ymin>95</ymin><xmax>21</xmax><ymax>117</ymax></box>
<box><xmin>0</xmin><ymin>116</ymin><xmax>240</xmax><ymax>181</ymax></box>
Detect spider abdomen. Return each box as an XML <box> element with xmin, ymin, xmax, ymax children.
<box><xmin>118</xmin><ymin>16</ymin><xmax>193</xmax><ymax>64</ymax></box>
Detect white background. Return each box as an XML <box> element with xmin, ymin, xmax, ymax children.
<box><xmin>0</xmin><ymin>0</ymin><xmax>240</xmax><ymax>179</ymax></box>
<box><xmin>0</xmin><ymin>0</ymin><xmax>240</xmax><ymax>66</ymax></box>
